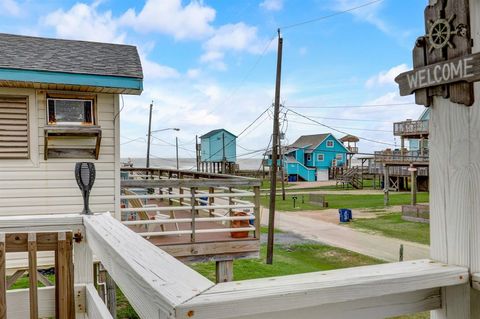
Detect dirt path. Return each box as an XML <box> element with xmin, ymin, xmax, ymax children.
<box><xmin>260</xmin><ymin>207</ymin><xmax>429</xmax><ymax>262</ymax></box>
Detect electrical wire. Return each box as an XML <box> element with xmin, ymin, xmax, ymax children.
<box><xmin>287</xmin><ymin>119</ymin><xmax>392</xmax><ymax>133</ymax></box>
<box><xmin>285</xmin><ymin>108</ymin><xmax>395</xmax><ymax>146</ymax></box>
<box><xmin>280</xmin><ymin>0</ymin><xmax>384</xmax><ymax>30</ymax></box>
<box><xmin>285</xmin><ymin>102</ymin><xmax>416</xmax><ymax>109</ymax></box>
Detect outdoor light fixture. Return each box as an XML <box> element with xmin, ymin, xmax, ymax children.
<box><xmin>75</xmin><ymin>162</ymin><xmax>96</xmax><ymax>215</ymax></box>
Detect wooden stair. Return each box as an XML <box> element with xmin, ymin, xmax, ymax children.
<box><xmin>336</xmin><ymin>167</ymin><xmax>362</xmax><ymax>189</ymax></box>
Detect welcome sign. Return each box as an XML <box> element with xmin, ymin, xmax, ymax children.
<box><xmin>396</xmin><ymin>53</ymin><xmax>480</xmax><ymax>96</ymax></box>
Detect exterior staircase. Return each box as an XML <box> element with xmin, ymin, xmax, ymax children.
<box><xmin>336</xmin><ymin>167</ymin><xmax>362</xmax><ymax>189</ymax></box>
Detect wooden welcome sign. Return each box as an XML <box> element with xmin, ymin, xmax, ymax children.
<box><xmin>395</xmin><ymin>0</ymin><xmax>474</xmax><ymax>106</ymax></box>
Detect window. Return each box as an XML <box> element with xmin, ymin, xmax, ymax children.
<box><xmin>306</xmin><ymin>154</ymin><xmax>312</xmax><ymax>161</ymax></box>
<box><xmin>0</xmin><ymin>96</ymin><xmax>29</xmax><ymax>159</ymax></box>
<box><xmin>326</xmin><ymin>140</ymin><xmax>334</xmax><ymax>147</ymax></box>
<box><xmin>336</xmin><ymin>154</ymin><xmax>343</xmax><ymax>160</ymax></box>
<box><xmin>47</xmin><ymin>98</ymin><xmax>94</xmax><ymax>125</ymax></box>
<box><xmin>317</xmin><ymin>153</ymin><xmax>324</xmax><ymax>161</ymax></box>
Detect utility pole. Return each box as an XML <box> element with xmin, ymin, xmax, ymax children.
<box><xmin>279</xmin><ymin>123</ymin><xmax>286</xmax><ymax>201</ymax></box>
<box><xmin>222</xmin><ymin>132</ymin><xmax>226</xmax><ymax>174</ymax></box>
<box><xmin>196</xmin><ymin>135</ymin><xmax>200</xmax><ymax>172</ymax></box>
<box><xmin>176</xmin><ymin>136</ymin><xmax>179</xmax><ymax>170</ymax></box>
<box><xmin>146</xmin><ymin>102</ymin><xmax>153</xmax><ymax>168</ymax></box>
<box><xmin>267</xmin><ymin>29</ymin><xmax>283</xmax><ymax>265</ymax></box>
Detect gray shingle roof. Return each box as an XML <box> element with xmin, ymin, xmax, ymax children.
<box><xmin>0</xmin><ymin>33</ymin><xmax>143</xmax><ymax>78</ymax></box>
<box><xmin>290</xmin><ymin>134</ymin><xmax>330</xmax><ymax>153</ymax></box>
<box><xmin>200</xmin><ymin>129</ymin><xmax>237</xmax><ymax>139</ymax></box>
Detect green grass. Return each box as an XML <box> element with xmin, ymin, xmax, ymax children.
<box><xmin>348</xmin><ymin>213</ymin><xmax>430</xmax><ymax>245</ymax></box>
<box><xmin>191</xmin><ymin>243</ymin><xmax>382</xmax><ymax>281</ymax></box>
<box><xmin>8</xmin><ymin>273</ymin><xmax>55</xmax><ymax>290</ymax></box>
<box><xmin>261</xmin><ymin>193</ymin><xmax>429</xmax><ymax>211</ymax></box>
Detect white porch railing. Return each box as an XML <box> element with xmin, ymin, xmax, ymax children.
<box><xmin>0</xmin><ymin>213</ymin><xmax>472</xmax><ymax>319</ymax></box>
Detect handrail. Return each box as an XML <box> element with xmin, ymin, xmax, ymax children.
<box><xmin>0</xmin><ymin>214</ymin><xmax>472</xmax><ymax>319</ymax></box>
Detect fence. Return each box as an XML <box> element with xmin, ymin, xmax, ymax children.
<box><xmin>0</xmin><ymin>213</ymin><xmax>471</xmax><ymax>319</ymax></box>
<box><xmin>120</xmin><ymin>168</ymin><xmax>261</xmax><ymax>241</ymax></box>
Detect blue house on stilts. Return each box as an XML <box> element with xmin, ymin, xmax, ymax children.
<box><xmin>267</xmin><ymin>133</ymin><xmax>349</xmax><ymax>182</ymax></box>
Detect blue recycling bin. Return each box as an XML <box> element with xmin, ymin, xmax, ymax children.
<box><xmin>338</xmin><ymin>208</ymin><xmax>352</xmax><ymax>222</ymax></box>
<box><xmin>200</xmin><ymin>196</ymin><xmax>208</xmax><ymax>206</ymax></box>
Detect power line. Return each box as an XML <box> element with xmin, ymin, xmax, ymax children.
<box><xmin>285</xmin><ymin>102</ymin><xmax>416</xmax><ymax>109</ymax></box>
<box><xmin>151</xmin><ymin>136</ymin><xmax>196</xmax><ymax>154</ymax></box>
<box><xmin>287</xmin><ymin>119</ymin><xmax>392</xmax><ymax>133</ymax></box>
<box><xmin>285</xmin><ymin>108</ymin><xmax>395</xmax><ymax>146</ymax></box>
<box><xmin>298</xmin><ymin>115</ymin><xmax>392</xmax><ymax>123</ymax></box>
<box><xmin>280</xmin><ymin>0</ymin><xmax>384</xmax><ymax>30</ymax></box>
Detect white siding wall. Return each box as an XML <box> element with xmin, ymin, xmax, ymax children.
<box><xmin>0</xmin><ymin>88</ymin><xmax>120</xmax><ymax>217</ymax></box>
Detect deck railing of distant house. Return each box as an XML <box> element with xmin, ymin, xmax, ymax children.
<box><xmin>374</xmin><ymin>149</ymin><xmax>429</xmax><ymax>164</ymax></box>
<box><xmin>0</xmin><ymin>213</ymin><xmax>472</xmax><ymax>319</ymax></box>
<box><xmin>120</xmin><ymin>168</ymin><xmax>261</xmax><ymax>240</ymax></box>
<box><xmin>393</xmin><ymin>120</ymin><xmax>429</xmax><ymax>136</ymax></box>
<box><xmin>368</xmin><ymin>163</ymin><xmax>429</xmax><ymax>176</ymax></box>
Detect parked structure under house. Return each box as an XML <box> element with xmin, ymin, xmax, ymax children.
<box><xmin>370</xmin><ymin>108</ymin><xmax>430</xmax><ymax>192</ymax></box>
<box><xmin>267</xmin><ymin>133</ymin><xmax>348</xmax><ymax>181</ymax></box>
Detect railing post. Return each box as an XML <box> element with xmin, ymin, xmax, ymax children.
<box><xmin>0</xmin><ymin>233</ymin><xmax>6</xmax><ymax>319</ymax></box>
<box><xmin>228</xmin><ymin>187</ymin><xmax>234</xmax><ymax>228</ymax></box>
<box><xmin>28</xmin><ymin>233</ymin><xmax>38</xmax><ymax>319</ymax></box>
<box><xmin>190</xmin><ymin>187</ymin><xmax>197</xmax><ymax>243</ymax></box>
<box><xmin>253</xmin><ymin>186</ymin><xmax>261</xmax><ymax>239</ymax></box>
<box><xmin>208</xmin><ymin>187</ymin><xmax>214</xmax><ymax>217</ymax></box>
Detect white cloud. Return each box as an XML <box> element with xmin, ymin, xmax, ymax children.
<box><xmin>200</xmin><ymin>23</ymin><xmax>270</xmax><ymax>68</ymax></box>
<box><xmin>0</xmin><ymin>0</ymin><xmax>20</xmax><ymax>16</ymax></box>
<box><xmin>186</xmin><ymin>68</ymin><xmax>201</xmax><ymax>79</ymax></box>
<box><xmin>365</xmin><ymin>64</ymin><xmax>409</xmax><ymax>88</ymax></box>
<box><xmin>120</xmin><ymin>0</ymin><xmax>215</xmax><ymax>40</ymax></box>
<box><xmin>43</xmin><ymin>2</ymin><xmax>126</xmax><ymax>43</ymax></box>
<box><xmin>142</xmin><ymin>56</ymin><xmax>180</xmax><ymax>80</ymax></box>
<box><xmin>260</xmin><ymin>0</ymin><xmax>283</xmax><ymax>11</ymax></box>
<box><xmin>332</xmin><ymin>0</ymin><xmax>388</xmax><ymax>33</ymax></box>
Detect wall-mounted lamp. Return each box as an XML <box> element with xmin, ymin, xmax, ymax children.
<box><xmin>75</xmin><ymin>162</ymin><xmax>96</xmax><ymax>215</ymax></box>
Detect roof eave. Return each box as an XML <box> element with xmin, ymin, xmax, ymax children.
<box><xmin>0</xmin><ymin>68</ymin><xmax>143</xmax><ymax>95</ymax></box>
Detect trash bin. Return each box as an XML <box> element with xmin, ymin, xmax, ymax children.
<box><xmin>231</xmin><ymin>212</ymin><xmax>250</xmax><ymax>238</ymax></box>
<box><xmin>338</xmin><ymin>208</ymin><xmax>352</xmax><ymax>223</ymax></box>
<box><xmin>199</xmin><ymin>196</ymin><xmax>208</xmax><ymax>206</ymax></box>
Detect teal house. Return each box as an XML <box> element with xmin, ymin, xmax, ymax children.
<box><xmin>200</xmin><ymin>129</ymin><xmax>237</xmax><ymax>163</ymax></box>
<box><xmin>268</xmin><ymin>133</ymin><xmax>349</xmax><ymax>182</ymax></box>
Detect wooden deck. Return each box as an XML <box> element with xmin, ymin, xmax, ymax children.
<box><xmin>128</xmin><ymin>208</ymin><xmax>260</xmax><ymax>262</ymax></box>
<box><xmin>120</xmin><ymin>168</ymin><xmax>261</xmax><ymax>263</ymax></box>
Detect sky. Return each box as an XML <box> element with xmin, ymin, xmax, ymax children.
<box><xmin>0</xmin><ymin>0</ymin><xmax>429</xmax><ymax>159</ymax></box>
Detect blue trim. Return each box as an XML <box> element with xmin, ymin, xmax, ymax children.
<box><xmin>0</xmin><ymin>68</ymin><xmax>143</xmax><ymax>91</ymax></box>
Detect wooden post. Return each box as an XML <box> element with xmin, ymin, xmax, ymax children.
<box><xmin>28</xmin><ymin>233</ymin><xmax>38</xmax><ymax>319</ymax></box>
<box><xmin>208</xmin><ymin>187</ymin><xmax>214</xmax><ymax>216</ymax></box>
<box><xmin>383</xmin><ymin>165</ymin><xmax>389</xmax><ymax>206</ymax></box>
<box><xmin>215</xmin><ymin>260</ymin><xmax>233</xmax><ymax>283</ymax></box>
<box><xmin>0</xmin><ymin>233</ymin><xmax>6</xmax><ymax>319</ymax></box>
<box><xmin>105</xmin><ymin>271</ymin><xmax>117</xmax><ymax>318</ymax></box>
<box><xmin>411</xmin><ymin>169</ymin><xmax>417</xmax><ymax>206</ymax></box>
<box><xmin>253</xmin><ymin>186</ymin><xmax>261</xmax><ymax>239</ymax></box>
<box><xmin>190</xmin><ymin>187</ymin><xmax>197</xmax><ymax>243</ymax></box>
<box><xmin>430</xmin><ymin>2</ymin><xmax>478</xmax><ymax>317</ymax></box>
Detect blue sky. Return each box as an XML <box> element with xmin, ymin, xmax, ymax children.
<box><xmin>0</xmin><ymin>0</ymin><xmax>429</xmax><ymax>159</ymax></box>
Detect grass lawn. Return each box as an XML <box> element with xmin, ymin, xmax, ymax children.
<box><xmin>261</xmin><ymin>192</ymin><xmax>429</xmax><ymax>211</ymax></box>
<box><xmin>348</xmin><ymin>213</ymin><xmax>430</xmax><ymax>245</ymax></box>
<box><xmin>191</xmin><ymin>243</ymin><xmax>382</xmax><ymax>281</ymax></box>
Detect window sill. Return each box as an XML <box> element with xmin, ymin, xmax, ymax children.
<box><xmin>44</xmin><ymin>126</ymin><xmax>102</xmax><ymax>160</ymax></box>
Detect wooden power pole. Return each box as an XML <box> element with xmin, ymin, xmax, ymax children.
<box><xmin>146</xmin><ymin>102</ymin><xmax>153</xmax><ymax>168</ymax></box>
<box><xmin>267</xmin><ymin>29</ymin><xmax>283</xmax><ymax>265</ymax></box>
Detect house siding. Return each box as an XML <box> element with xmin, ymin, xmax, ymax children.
<box><xmin>311</xmin><ymin>135</ymin><xmax>347</xmax><ymax>169</ymax></box>
<box><xmin>0</xmin><ymin>87</ymin><xmax>119</xmax><ymax>217</ymax></box>
<box><xmin>202</xmin><ymin>131</ymin><xmax>236</xmax><ymax>162</ymax></box>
